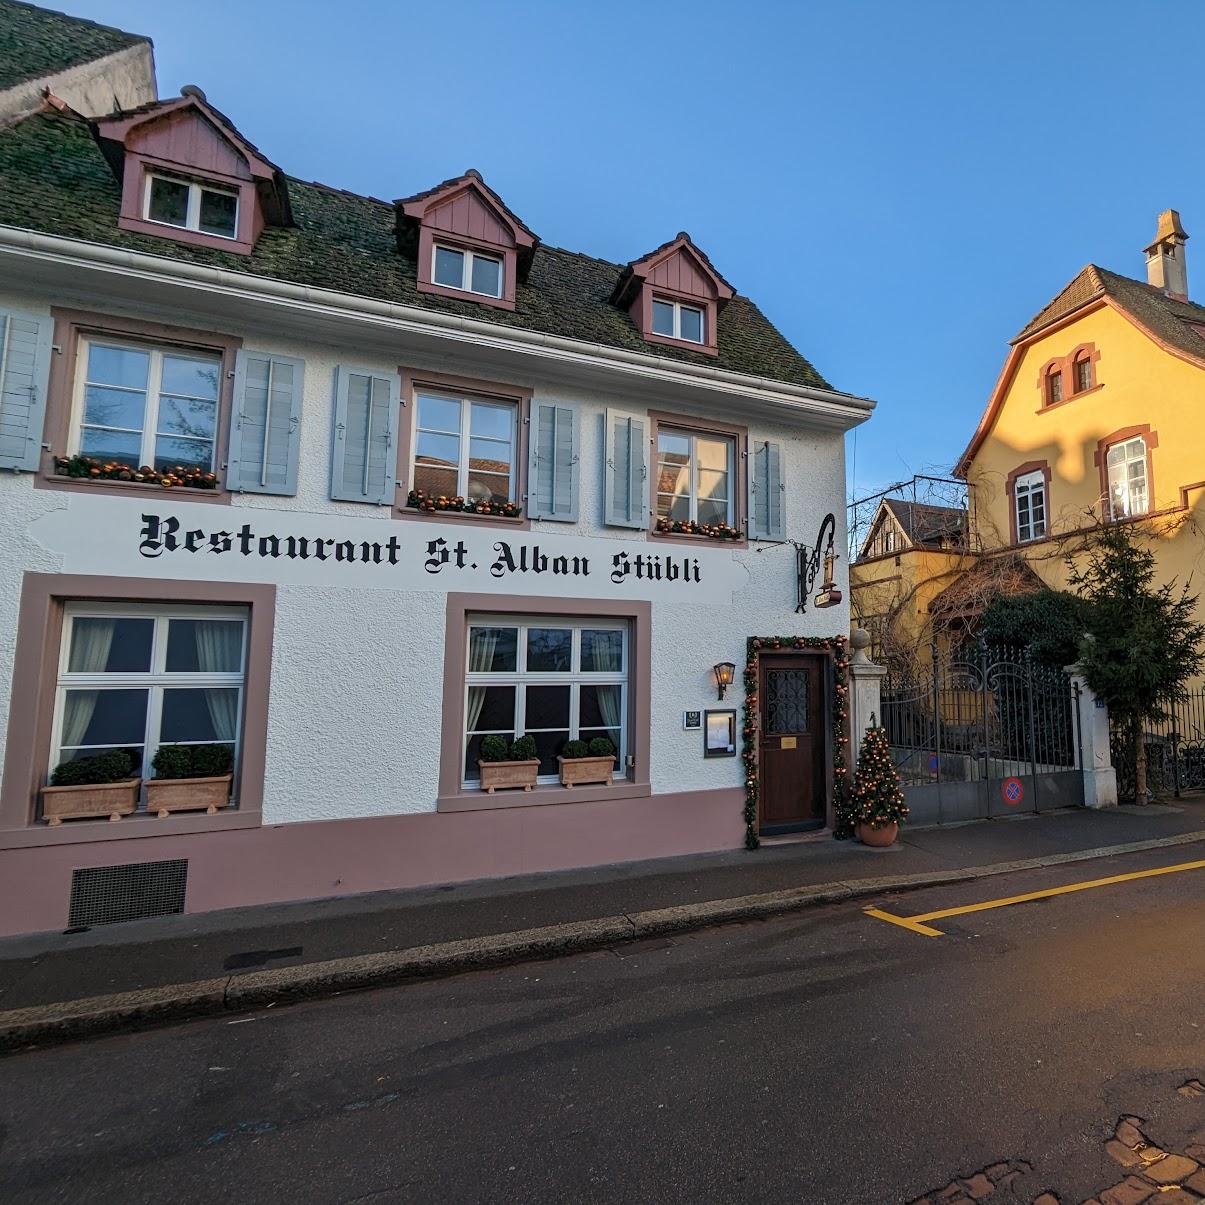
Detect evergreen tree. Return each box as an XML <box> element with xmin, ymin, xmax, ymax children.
<box><xmin>1067</xmin><ymin>526</ymin><xmax>1205</xmax><ymax>804</ymax></box>
<box><xmin>851</xmin><ymin>726</ymin><xmax>909</xmax><ymax>829</ymax></box>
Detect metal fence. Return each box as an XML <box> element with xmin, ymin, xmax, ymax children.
<box><xmin>880</xmin><ymin>647</ymin><xmax>1082</xmax><ymax>824</ymax></box>
<box><xmin>1110</xmin><ymin>690</ymin><xmax>1205</xmax><ymax>802</ymax></box>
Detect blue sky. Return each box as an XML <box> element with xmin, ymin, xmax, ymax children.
<box><xmin>63</xmin><ymin>0</ymin><xmax>1205</xmax><ymax>499</ymax></box>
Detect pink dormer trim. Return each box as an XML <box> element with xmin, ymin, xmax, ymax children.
<box><xmin>94</xmin><ymin>94</ymin><xmax>288</xmax><ymax>257</ymax></box>
<box><xmin>612</xmin><ymin>233</ymin><xmax>735</xmax><ymax>357</ymax></box>
<box><xmin>397</xmin><ymin>170</ymin><xmax>539</xmax><ymax>313</ymax></box>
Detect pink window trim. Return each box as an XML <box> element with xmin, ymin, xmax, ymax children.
<box><xmin>413</xmin><ymin>227</ymin><xmax>517</xmax><ymax>311</ymax></box>
<box><xmin>638</xmin><ymin>285</ymin><xmax>718</xmax><ymax>355</ymax></box>
<box><xmin>117</xmin><ymin>154</ymin><xmax>259</xmax><ymax>255</ymax></box>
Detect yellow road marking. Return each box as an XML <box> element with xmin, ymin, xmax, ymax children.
<box><xmin>864</xmin><ymin>857</ymin><xmax>1205</xmax><ymax>937</ymax></box>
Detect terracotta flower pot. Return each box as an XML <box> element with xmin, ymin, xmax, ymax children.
<box><xmin>478</xmin><ymin>759</ymin><xmax>540</xmax><ymax>794</ymax></box>
<box><xmin>857</xmin><ymin>820</ymin><xmax>899</xmax><ymax>848</ymax></box>
<box><xmin>41</xmin><ymin>778</ymin><xmax>141</xmax><ymax>825</ymax></box>
<box><xmin>146</xmin><ymin>773</ymin><xmax>233</xmax><ymax>818</ymax></box>
<box><xmin>557</xmin><ymin>754</ymin><xmax>615</xmax><ymax>789</ymax></box>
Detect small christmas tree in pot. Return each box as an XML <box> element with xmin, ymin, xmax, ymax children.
<box><xmin>851</xmin><ymin>725</ymin><xmax>909</xmax><ymax>847</ymax></box>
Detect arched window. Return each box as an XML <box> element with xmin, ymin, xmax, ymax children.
<box><xmin>1046</xmin><ymin>365</ymin><xmax>1064</xmax><ymax>405</ymax></box>
<box><xmin>1073</xmin><ymin>352</ymin><xmax>1093</xmax><ymax>393</ymax></box>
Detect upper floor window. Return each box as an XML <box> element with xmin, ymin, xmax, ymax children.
<box><xmin>145</xmin><ymin>173</ymin><xmax>239</xmax><ymax>241</ymax></box>
<box><xmin>433</xmin><ymin>244</ymin><xmax>504</xmax><ymax>299</ymax></box>
<box><xmin>652</xmin><ymin>299</ymin><xmax>705</xmax><ymax>345</ymax></box>
<box><xmin>656</xmin><ymin>427</ymin><xmax>734</xmax><ymax>527</ymax></box>
<box><xmin>72</xmin><ymin>338</ymin><xmax>221</xmax><ymax>474</ymax></box>
<box><xmin>1106</xmin><ymin>437</ymin><xmax>1149</xmax><ymax>520</ymax></box>
<box><xmin>1046</xmin><ymin>366</ymin><xmax>1064</xmax><ymax>405</ymax></box>
<box><xmin>53</xmin><ymin>603</ymin><xmax>246</xmax><ymax>791</ymax></box>
<box><xmin>1014</xmin><ymin>470</ymin><xmax>1047</xmax><ymax>542</ymax></box>
<box><xmin>1073</xmin><ymin>353</ymin><xmax>1093</xmax><ymax>394</ymax></box>
<box><xmin>413</xmin><ymin>391</ymin><xmax>517</xmax><ymax>504</ymax></box>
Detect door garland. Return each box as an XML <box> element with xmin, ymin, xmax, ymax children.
<box><xmin>743</xmin><ymin>635</ymin><xmax>852</xmax><ymax>849</ymax></box>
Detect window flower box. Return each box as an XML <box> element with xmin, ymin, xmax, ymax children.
<box><xmin>654</xmin><ymin>517</ymin><xmax>742</xmax><ymax>540</ymax></box>
<box><xmin>407</xmin><ymin>489</ymin><xmax>521</xmax><ymax>519</ymax></box>
<box><xmin>42</xmin><ymin>778</ymin><xmax>141</xmax><ymax>825</ymax></box>
<box><xmin>478</xmin><ymin>759</ymin><xmax>540</xmax><ymax>793</ymax></box>
<box><xmin>557</xmin><ymin>755</ymin><xmax>615</xmax><ymax>789</ymax></box>
<box><xmin>53</xmin><ymin>455</ymin><xmax>219</xmax><ymax>490</ymax></box>
<box><xmin>146</xmin><ymin>773</ymin><xmax>233</xmax><ymax>817</ymax></box>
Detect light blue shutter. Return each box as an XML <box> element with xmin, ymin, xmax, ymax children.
<box><xmin>226</xmin><ymin>352</ymin><xmax>304</xmax><ymax>495</ymax></box>
<box><xmin>330</xmin><ymin>367</ymin><xmax>399</xmax><ymax>504</ymax></box>
<box><xmin>748</xmin><ymin>438</ymin><xmax>785</xmax><ymax>540</ymax></box>
<box><xmin>527</xmin><ymin>402</ymin><xmax>579</xmax><ymax>521</ymax></box>
<box><xmin>603</xmin><ymin>407</ymin><xmax>647</xmax><ymax>529</ymax></box>
<box><xmin>0</xmin><ymin>310</ymin><xmax>52</xmax><ymax>471</ymax></box>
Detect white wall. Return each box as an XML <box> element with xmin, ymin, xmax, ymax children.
<box><xmin>0</xmin><ymin>289</ymin><xmax>851</xmax><ymax>824</ymax></box>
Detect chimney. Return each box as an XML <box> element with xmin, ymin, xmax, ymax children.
<box><xmin>1144</xmin><ymin>209</ymin><xmax>1189</xmax><ymax>300</ymax></box>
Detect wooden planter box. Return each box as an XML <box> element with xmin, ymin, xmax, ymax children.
<box><xmin>41</xmin><ymin>778</ymin><xmax>141</xmax><ymax>825</ymax></box>
<box><xmin>478</xmin><ymin>759</ymin><xmax>540</xmax><ymax>794</ymax></box>
<box><xmin>146</xmin><ymin>773</ymin><xmax>233</xmax><ymax>818</ymax></box>
<box><xmin>557</xmin><ymin>755</ymin><xmax>615</xmax><ymax>789</ymax></box>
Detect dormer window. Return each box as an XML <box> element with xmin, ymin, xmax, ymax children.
<box><xmin>145</xmin><ymin>174</ymin><xmax>238</xmax><ymax>240</ymax></box>
<box><xmin>611</xmin><ymin>234</ymin><xmax>734</xmax><ymax>358</ymax></box>
<box><xmin>652</xmin><ymin>299</ymin><xmax>704</xmax><ymax>344</ymax></box>
<box><xmin>433</xmin><ymin>244</ymin><xmax>503</xmax><ymax>299</ymax></box>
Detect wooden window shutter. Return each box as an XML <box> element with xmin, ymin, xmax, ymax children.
<box><xmin>603</xmin><ymin>407</ymin><xmax>648</xmax><ymax>529</ymax></box>
<box><xmin>330</xmin><ymin>366</ymin><xmax>400</xmax><ymax>504</ymax></box>
<box><xmin>748</xmin><ymin>438</ymin><xmax>785</xmax><ymax>540</ymax></box>
<box><xmin>226</xmin><ymin>351</ymin><xmax>305</xmax><ymax>495</ymax></box>
<box><xmin>527</xmin><ymin>401</ymin><xmax>579</xmax><ymax>521</ymax></box>
<box><xmin>0</xmin><ymin>310</ymin><xmax>52</xmax><ymax>472</ymax></box>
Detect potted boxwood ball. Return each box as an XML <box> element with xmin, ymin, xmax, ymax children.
<box><xmin>146</xmin><ymin>743</ymin><xmax>234</xmax><ymax>817</ymax></box>
<box><xmin>851</xmin><ymin>726</ymin><xmax>909</xmax><ymax>847</ymax></box>
<box><xmin>41</xmin><ymin>749</ymin><xmax>141</xmax><ymax>825</ymax></box>
<box><xmin>477</xmin><ymin>734</ymin><xmax>540</xmax><ymax>794</ymax></box>
<box><xmin>557</xmin><ymin>736</ymin><xmax>616</xmax><ymax>788</ymax></box>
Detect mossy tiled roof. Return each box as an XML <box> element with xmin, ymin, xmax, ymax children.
<box><xmin>0</xmin><ymin>0</ymin><xmax>146</xmax><ymax>91</ymax></box>
<box><xmin>0</xmin><ymin>108</ymin><xmax>835</xmax><ymax>391</ymax></box>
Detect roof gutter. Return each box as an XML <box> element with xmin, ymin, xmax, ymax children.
<box><xmin>0</xmin><ymin>225</ymin><xmax>875</xmax><ymax>430</ymax></box>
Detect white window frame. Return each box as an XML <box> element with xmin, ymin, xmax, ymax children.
<box><xmin>432</xmin><ymin>243</ymin><xmax>504</xmax><ymax>298</ymax></box>
<box><xmin>412</xmin><ymin>390</ymin><xmax>519</xmax><ymax>502</ymax></box>
<box><xmin>463</xmin><ymin>617</ymin><xmax>629</xmax><ymax>788</ymax></box>
<box><xmin>70</xmin><ymin>336</ymin><xmax>223</xmax><ymax>472</ymax></box>
<box><xmin>50</xmin><ymin>603</ymin><xmax>248</xmax><ymax>805</ymax></box>
<box><xmin>144</xmin><ymin>173</ymin><xmax>239</xmax><ymax>240</ymax></box>
<box><xmin>1014</xmin><ymin>470</ymin><xmax>1047</xmax><ymax>543</ymax></box>
<box><xmin>651</xmin><ymin>297</ymin><xmax>705</xmax><ymax>344</ymax></box>
<box><xmin>1106</xmin><ymin>437</ymin><xmax>1149</xmax><ymax>520</ymax></box>
<box><xmin>655</xmin><ymin>427</ymin><xmax>736</xmax><ymax>526</ymax></box>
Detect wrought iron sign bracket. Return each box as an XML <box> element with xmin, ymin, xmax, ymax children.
<box><xmin>794</xmin><ymin>512</ymin><xmax>841</xmax><ymax>613</ymax></box>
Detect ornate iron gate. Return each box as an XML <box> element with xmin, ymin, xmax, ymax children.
<box><xmin>1110</xmin><ymin>690</ymin><xmax>1205</xmax><ymax>801</ymax></box>
<box><xmin>880</xmin><ymin>647</ymin><xmax>1083</xmax><ymax>824</ymax></box>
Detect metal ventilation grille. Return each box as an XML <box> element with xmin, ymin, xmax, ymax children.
<box><xmin>68</xmin><ymin>859</ymin><xmax>188</xmax><ymax>928</ymax></box>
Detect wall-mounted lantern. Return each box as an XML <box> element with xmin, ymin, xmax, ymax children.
<box><xmin>713</xmin><ymin>661</ymin><xmax>736</xmax><ymax>701</ymax></box>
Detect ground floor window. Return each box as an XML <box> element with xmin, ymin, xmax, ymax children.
<box><xmin>52</xmin><ymin>603</ymin><xmax>247</xmax><ymax>794</ymax></box>
<box><xmin>463</xmin><ymin>616</ymin><xmax>628</xmax><ymax>785</ymax></box>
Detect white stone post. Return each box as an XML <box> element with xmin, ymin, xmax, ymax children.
<box><xmin>1066</xmin><ymin>663</ymin><xmax>1118</xmax><ymax>808</ymax></box>
<box><xmin>848</xmin><ymin>629</ymin><xmax>888</xmax><ymax>748</ymax></box>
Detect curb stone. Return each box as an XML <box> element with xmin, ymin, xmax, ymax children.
<box><xmin>2</xmin><ymin>829</ymin><xmax>1203</xmax><ymax>1053</ymax></box>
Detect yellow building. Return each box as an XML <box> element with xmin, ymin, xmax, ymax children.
<box><xmin>953</xmin><ymin>210</ymin><xmax>1205</xmax><ymax>656</ymax></box>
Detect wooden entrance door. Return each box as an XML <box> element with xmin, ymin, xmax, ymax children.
<box><xmin>758</xmin><ymin>653</ymin><xmax>826</xmax><ymax>833</ymax></box>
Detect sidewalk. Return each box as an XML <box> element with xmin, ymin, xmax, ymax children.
<box><xmin>3</xmin><ymin>800</ymin><xmax>1204</xmax><ymax>1024</ymax></box>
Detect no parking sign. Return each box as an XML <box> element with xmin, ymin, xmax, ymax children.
<box><xmin>1002</xmin><ymin>777</ymin><xmax>1024</xmax><ymax>806</ymax></box>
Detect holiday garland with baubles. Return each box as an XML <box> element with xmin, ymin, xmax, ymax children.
<box><xmin>849</xmin><ymin>726</ymin><xmax>909</xmax><ymax>830</ymax></box>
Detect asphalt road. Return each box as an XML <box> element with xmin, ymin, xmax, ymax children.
<box><xmin>2</xmin><ymin>847</ymin><xmax>1203</xmax><ymax>1205</ymax></box>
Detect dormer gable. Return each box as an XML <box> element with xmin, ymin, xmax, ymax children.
<box><xmin>611</xmin><ymin>232</ymin><xmax>735</xmax><ymax>357</ymax></box>
<box><xmin>92</xmin><ymin>86</ymin><xmax>290</xmax><ymax>255</ymax></box>
<box><xmin>396</xmin><ymin>169</ymin><xmax>538</xmax><ymax>312</ymax></box>
<box><xmin>858</xmin><ymin>502</ymin><xmax>908</xmax><ymax>560</ymax></box>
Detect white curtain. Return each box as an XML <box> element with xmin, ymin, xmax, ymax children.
<box><xmin>61</xmin><ymin>618</ymin><xmax>116</xmax><ymax>748</ymax></box>
<box><xmin>583</xmin><ymin>632</ymin><xmax>623</xmax><ymax>734</ymax></box>
<box><xmin>194</xmin><ymin>621</ymin><xmax>242</xmax><ymax>741</ymax></box>
<box><xmin>465</xmin><ymin>628</ymin><xmax>500</xmax><ymax>733</ymax></box>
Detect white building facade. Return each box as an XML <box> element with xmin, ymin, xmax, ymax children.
<box><xmin>0</xmin><ymin>81</ymin><xmax>871</xmax><ymax>936</ymax></box>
